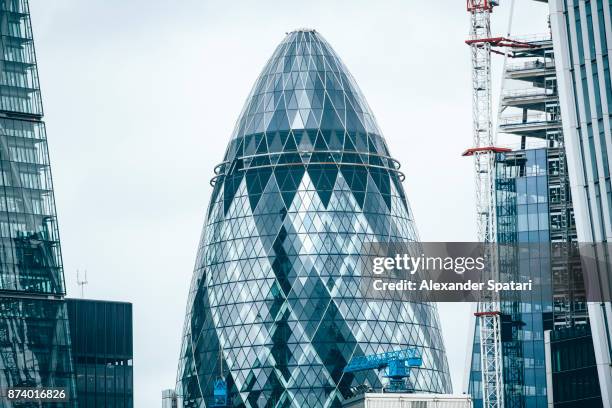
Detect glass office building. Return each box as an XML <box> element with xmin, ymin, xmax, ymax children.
<box><xmin>468</xmin><ymin>149</ymin><xmax>554</xmax><ymax>408</ymax></box>
<box><xmin>548</xmin><ymin>0</ymin><xmax>612</xmax><ymax>404</ymax></box>
<box><xmin>66</xmin><ymin>299</ymin><xmax>134</xmax><ymax>408</ymax></box>
<box><xmin>548</xmin><ymin>325</ymin><xmax>602</xmax><ymax>407</ymax></box>
<box><xmin>177</xmin><ymin>29</ymin><xmax>451</xmax><ymax>407</ymax></box>
<box><xmin>0</xmin><ymin>0</ymin><xmax>77</xmax><ymax>405</ymax></box>
<box><xmin>462</xmin><ymin>16</ymin><xmax>605</xmax><ymax>406</ymax></box>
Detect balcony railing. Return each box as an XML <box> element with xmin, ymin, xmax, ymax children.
<box><xmin>499</xmin><ymin>113</ymin><xmax>560</xmax><ymax>126</ymax></box>
<box><xmin>502</xmin><ymin>88</ymin><xmax>554</xmax><ymax>99</ymax></box>
<box><xmin>506</xmin><ymin>59</ymin><xmax>555</xmax><ymax>72</ymax></box>
<box><xmin>508</xmin><ymin>33</ymin><xmax>552</xmax><ymax>44</ymax></box>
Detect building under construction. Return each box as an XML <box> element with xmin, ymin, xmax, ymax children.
<box><xmin>464</xmin><ymin>1</ymin><xmax>603</xmax><ymax>408</ymax></box>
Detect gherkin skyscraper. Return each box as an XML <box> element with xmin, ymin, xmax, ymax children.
<box><xmin>177</xmin><ymin>29</ymin><xmax>451</xmax><ymax>408</ymax></box>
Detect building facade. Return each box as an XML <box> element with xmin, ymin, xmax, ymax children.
<box><xmin>0</xmin><ymin>0</ymin><xmax>77</xmax><ymax>405</ymax></box>
<box><xmin>177</xmin><ymin>29</ymin><xmax>452</xmax><ymax>407</ymax></box>
<box><xmin>466</xmin><ymin>34</ymin><xmax>564</xmax><ymax>408</ymax></box>
<box><xmin>163</xmin><ymin>389</ymin><xmax>179</xmax><ymax>408</ymax></box>
<box><xmin>66</xmin><ymin>299</ymin><xmax>134</xmax><ymax>408</ymax></box>
<box><xmin>465</xmin><ymin>24</ymin><xmax>603</xmax><ymax>407</ymax></box>
<box><xmin>546</xmin><ymin>325</ymin><xmax>602</xmax><ymax>407</ymax></box>
<box><xmin>342</xmin><ymin>393</ymin><xmax>472</xmax><ymax>408</ymax></box>
<box><xmin>467</xmin><ymin>149</ymin><xmax>558</xmax><ymax>408</ymax></box>
<box><xmin>548</xmin><ymin>0</ymin><xmax>612</xmax><ymax>405</ymax></box>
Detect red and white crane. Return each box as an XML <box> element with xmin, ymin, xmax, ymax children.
<box><xmin>464</xmin><ymin>1</ymin><xmax>504</xmax><ymax>408</ymax></box>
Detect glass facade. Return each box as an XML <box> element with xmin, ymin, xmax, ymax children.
<box><xmin>177</xmin><ymin>29</ymin><xmax>451</xmax><ymax>408</ymax></box>
<box><xmin>66</xmin><ymin>299</ymin><xmax>133</xmax><ymax>408</ymax></box>
<box><xmin>552</xmin><ymin>0</ymin><xmax>612</xmax><ymax>242</ymax></box>
<box><xmin>0</xmin><ymin>1</ymin><xmax>77</xmax><ymax>406</ymax></box>
<box><xmin>549</xmin><ymin>0</ymin><xmax>612</xmax><ymax>402</ymax></box>
<box><xmin>549</xmin><ymin>325</ymin><xmax>602</xmax><ymax>408</ymax></box>
<box><xmin>468</xmin><ymin>149</ymin><xmax>554</xmax><ymax>408</ymax></box>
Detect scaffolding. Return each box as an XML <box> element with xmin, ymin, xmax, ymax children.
<box><xmin>491</xmin><ymin>12</ymin><xmax>587</xmax><ymax>408</ymax></box>
<box><xmin>467</xmin><ymin>1</ymin><xmax>591</xmax><ymax>407</ymax></box>
<box><xmin>496</xmin><ymin>34</ymin><xmax>583</xmax><ymax>328</ymax></box>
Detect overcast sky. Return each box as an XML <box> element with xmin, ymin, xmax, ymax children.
<box><xmin>28</xmin><ymin>1</ymin><xmax>548</xmax><ymax>406</ymax></box>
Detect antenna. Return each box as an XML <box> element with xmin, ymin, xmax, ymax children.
<box><xmin>77</xmin><ymin>269</ymin><xmax>88</xmax><ymax>298</ymax></box>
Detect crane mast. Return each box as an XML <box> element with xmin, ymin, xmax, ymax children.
<box><xmin>466</xmin><ymin>1</ymin><xmax>504</xmax><ymax>408</ymax></box>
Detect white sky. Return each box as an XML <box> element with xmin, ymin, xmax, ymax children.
<box><xmin>29</xmin><ymin>1</ymin><xmax>548</xmax><ymax>406</ymax></box>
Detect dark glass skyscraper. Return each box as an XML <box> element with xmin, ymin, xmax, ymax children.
<box><xmin>66</xmin><ymin>299</ymin><xmax>134</xmax><ymax>408</ymax></box>
<box><xmin>0</xmin><ymin>0</ymin><xmax>76</xmax><ymax>405</ymax></box>
<box><xmin>177</xmin><ymin>29</ymin><xmax>451</xmax><ymax>407</ymax></box>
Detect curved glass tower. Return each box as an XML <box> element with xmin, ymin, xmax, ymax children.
<box><xmin>0</xmin><ymin>0</ymin><xmax>76</xmax><ymax>405</ymax></box>
<box><xmin>177</xmin><ymin>29</ymin><xmax>451</xmax><ymax>407</ymax></box>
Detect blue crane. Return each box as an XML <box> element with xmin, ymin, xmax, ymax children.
<box><xmin>211</xmin><ymin>345</ymin><xmax>229</xmax><ymax>407</ymax></box>
<box><xmin>211</xmin><ymin>377</ymin><xmax>228</xmax><ymax>407</ymax></box>
<box><xmin>343</xmin><ymin>348</ymin><xmax>423</xmax><ymax>393</ymax></box>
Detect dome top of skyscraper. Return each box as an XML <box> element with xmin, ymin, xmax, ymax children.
<box><xmin>217</xmin><ymin>30</ymin><xmax>403</xmax><ymax>212</ymax></box>
<box><xmin>287</xmin><ymin>27</ymin><xmax>317</xmax><ymax>33</ymax></box>
<box><xmin>229</xmin><ymin>29</ymin><xmax>382</xmax><ymax>142</ymax></box>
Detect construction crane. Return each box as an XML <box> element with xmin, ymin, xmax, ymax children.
<box><xmin>464</xmin><ymin>1</ymin><xmax>505</xmax><ymax>408</ymax></box>
<box><xmin>212</xmin><ymin>345</ymin><xmax>228</xmax><ymax>407</ymax></box>
<box><xmin>212</xmin><ymin>377</ymin><xmax>228</xmax><ymax>407</ymax></box>
<box><xmin>343</xmin><ymin>348</ymin><xmax>423</xmax><ymax>393</ymax></box>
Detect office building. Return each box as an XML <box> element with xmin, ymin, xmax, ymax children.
<box><xmin>66</xmin><ymin>299</ymin><xmax>133</xmax><ymax>408</ymax></box>
<box><xmin>548</xmin><ymin>0</ymin><xmax>612</xmax><ymax>404</ymax></box>
<box><xmin>342</xmin><ymin>393</ymin><xmax>472</xmax><ymax>408</ymax></box>
<box><xmin>163</xmin><ymin>389</ymin><xmax>179</xmax><ymax>408</ymax></box>
<box><xmin>0</xmin><ymin>0</ymin><xmax>76</xmax><ymax>404</ymax></box>
<box><xmin>0</xmin><ymin>4</ymin><xmax>136</xmax><ymax>408</ymax></box>
<box><xmin>465</xmin><ymin>24</ymin><xmax>602</xmax><ymax>407</ymax></box>
<box><xmin>545</xmin><ymin>324</ymin><xmax>602</xmax><ymax>407</ymax></box>
<box><xmin>176</xmin><ymin>29</ymin><xmax>452</xmax><ymax>407</ymax></box>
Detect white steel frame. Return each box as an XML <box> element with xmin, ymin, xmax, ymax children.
<box><xmin>467</xmin><ymin>1</ymin><xmax>505</xmax><ymax>408</ymax></box>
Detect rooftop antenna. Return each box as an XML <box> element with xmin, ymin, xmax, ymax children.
<box><xmin>77</xmin><ymin>269</ymin><xmax>88</xmax><ymax>298</ymax></box>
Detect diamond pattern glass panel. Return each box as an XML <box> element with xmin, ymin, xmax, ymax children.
<box><xmin>177</xmin><ymin>29</ymin><xmax>451</xmax><ymax>408</ymax></box>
